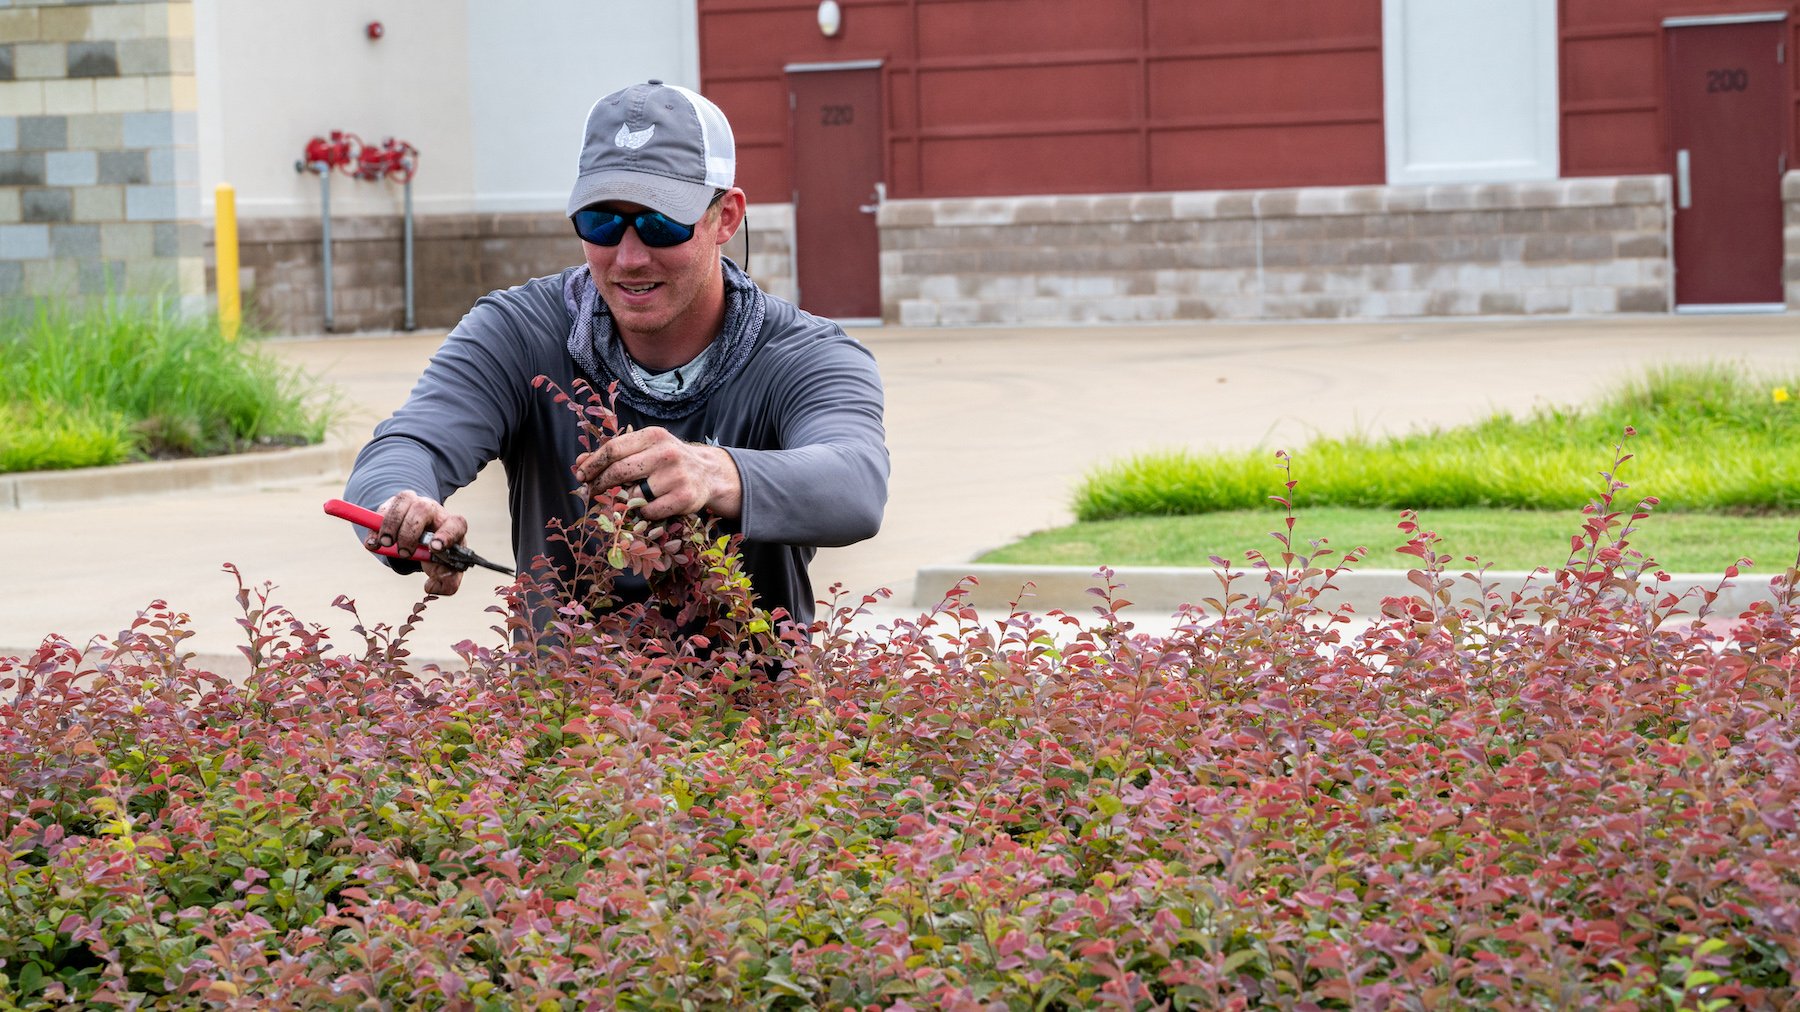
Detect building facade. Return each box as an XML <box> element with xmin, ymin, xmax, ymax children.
<box><xmin>701</xmin><ymin>0</ymin><xmax>1798</xmax><ymax>324</ymax></box>
<box><xmin>1</xmin><ymin>0</ymin><xmax>1794</xmax><ymax>332</ymax></box>
<box><xmin>0</xmin><ymin>0</ymin><xmax>710</xmax><ymax>332</ymax></box>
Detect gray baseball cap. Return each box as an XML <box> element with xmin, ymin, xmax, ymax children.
<box><xmin>567</xmin><ymin>79</ymin><xmax>736</xmax><ymax>224</ymax></box>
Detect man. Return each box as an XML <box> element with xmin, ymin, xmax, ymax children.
<box><xmin>343</xmin><ymin>80</ymin><xmax>889</xmax><ymax>627</ymax></box>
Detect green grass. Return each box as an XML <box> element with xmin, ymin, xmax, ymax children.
<box><xmin>993</xmin><ymin>364</ymin><xmax>1800</xmax><ymax>573</ymax></box>
<box><xmin>1075</xmin><ymin>363</ymin><xmax>1800</xmax><ymax>520</ymax></box>
<box><xmin>0</xmin><ymin>299</ymin><xmax>331</xmax><ymax>473</ymax></box>
<box><xmin>977</xmin><ymin>507</ymin><xmax>1800</xmax><ymax>574</ymax></box>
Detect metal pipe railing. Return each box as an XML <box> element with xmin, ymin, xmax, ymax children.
<box><xmin>316</xmin><ymin>164</ymin><xmax>335</xmax><ymax>332</ymax></box>
<box><xmin>402</xmin><ymin>170</ymin><xmax>415</xmax><ymax>331</ymax></box>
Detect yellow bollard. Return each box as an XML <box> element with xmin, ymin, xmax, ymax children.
<box><xmin>214</xmin><ymin>183</ymin><xmax>241</xmax><ymax>341</ymax></box>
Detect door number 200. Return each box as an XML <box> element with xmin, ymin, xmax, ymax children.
<box><xmin>1706</xmin><ymin>68</ymin><xmax>1749</xmax><ymax>92</ymax></box>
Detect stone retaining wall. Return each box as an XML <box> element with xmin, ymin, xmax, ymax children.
<box><xmin>233</xmin><ymin>204</ymin><xmax>795</xmax><ymax>335</ymax></box>
<box><xmin>1787</xmin><ymin>172</ymin><xmax>1800</xmax><ymax>310</ymax></box>
<box><xmin>736</xmin><ymin>201</ymin><xmax>794</xmax><ymax>307</ymax></box>
<box><xmin>236</xmin><ymin>212</ymin><xmax>570</xmax><ymax>334</ymax></box>
<box><xmin>879</xmin><ymin>176</ymin><xmax>1682</xmax><ymax>326</ymax></box>
<box><xmin>226</xmin><ymin>173</ymin><xmax>1796</xmax><ymax>334</ymax></box>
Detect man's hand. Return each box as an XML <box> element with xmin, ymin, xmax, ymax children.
<box><xmin>373</xmin><ymin>490</ymin><xmax>470</xmax><ymax>596</ymax></box>
<box><xmin>574</xmin><ymin>427</ymin><xmax>743</xmax><ymax>521</ymax></box>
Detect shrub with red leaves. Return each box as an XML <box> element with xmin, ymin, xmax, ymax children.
<box><xmin>2</xmin><ymin>403</ymin><xmax>1797</xmax><ymax>1009</ymax></box>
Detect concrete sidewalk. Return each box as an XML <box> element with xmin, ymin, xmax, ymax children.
<box><xmin>3</xmin><ymin>312</ymin><xmax>1796</xmax><ymax>672</ymax></box>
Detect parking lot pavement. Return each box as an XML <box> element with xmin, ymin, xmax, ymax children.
<box><xmin>4</xmin><ymin>311</ymin><xmax>1796</xmax><ymax>674</ymax></box>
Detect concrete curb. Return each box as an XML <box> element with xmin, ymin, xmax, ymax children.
<box><xmin>914</xmin><ymin>563</ymin><xmax>1785</xmax><ymax>617</ymax></box>
<box><xmin>0</xmin><ymin>443</ymin><xmax>357</xmax><ymax>511</ymax></box>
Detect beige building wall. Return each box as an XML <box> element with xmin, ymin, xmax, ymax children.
<box><xmin>195</xmin><ymin>0</ymin><xmax>701</xmax><ymax>333</ymax></box>
<box><xmin>210</xmin><ymin>0</ymin><xmax>702</xmax><ymax>333</ymax></box>
<box><xmin>1</xmin><ymin>0</ymin><xmax>701</xmax><ymax>329</ymax></box>
<box><xmin>193</xmin><ymin>0</ymin><xmax>705</xmax><ymax>220</ymax></box>
<box><xmin>192</xmin><ymin>1</ymin><xmax>477</xmax><ymax>221</ymax></box>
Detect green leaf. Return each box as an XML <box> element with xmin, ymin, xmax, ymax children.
<box><xmin>1683</xmin><ymin>969</ymin><xmax>1721</xmax><ymax>989</ymax></box>
<box><xmin>761</xmin><ymin>970</ymin><xmax>810</xmax><ymax>997</ymax></box>
<box><xmin>1220</xmin><ymin>948</ymin><xmax>1260</xmax><ymax>974</ymax></box>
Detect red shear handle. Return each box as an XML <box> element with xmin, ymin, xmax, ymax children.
<box><xmin>324</xmin><ymin>498</ymin><xmax>385</xmax><ymax>530</ymax></box>
<box><xmin>323</xmin><ymin>498</ymin><xmax>433</xmax><ymax>564</ymax></box>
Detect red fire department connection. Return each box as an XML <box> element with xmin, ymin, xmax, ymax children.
<box><xmin>296</xmin><ymin>132</ymin><xmax>420</xmax><ymax>331</ymax></box>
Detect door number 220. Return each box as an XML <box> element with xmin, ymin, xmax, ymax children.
<box><xmin>820</xmin><ymin>104</ymin><xmax>855</xmax><ymax>125</ymax></box>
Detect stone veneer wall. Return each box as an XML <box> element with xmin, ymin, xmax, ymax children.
<box><xmin>736</xmin><ymin>201</ymin><xmax>794</xmax><ymax>308</ymax></box>
<box><xmin>0</xmin><ymin>0</ymin><xmax>205</xmax><ymax>308</ymax></box>
<box><xmin>880</xmin><ymin>176</ymin><xmax>1683</xmax><ymax>326</ymax></box>
<box><xmin>223</xmin><ymin>172</ymin><xmax>1800</xmax><ymax>335</ymax></box>
<box><xmin>1787</xmin><ymin>172</ymin><xmax>1800</xmax><ymax>310</ymax></box>
<box><xmin>234</xmin><ymin>203</ymin><xmax>796</xmax><ymax>336</ymax></box>
<box><xmin>237</xmin><ymin>213</ymin><xmax>572</xmax><ymax>335</ymax></box>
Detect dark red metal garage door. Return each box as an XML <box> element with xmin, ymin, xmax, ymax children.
<box><xmin>700</xmin><ymin>0</ymin><xmax>1386</xmax><ymax>203</ymax></box>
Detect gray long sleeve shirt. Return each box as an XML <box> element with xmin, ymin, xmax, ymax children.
<box><xmin>343</xmin><ymin>272</ymin><xmax>888</xmax><ymax>627</ymax></box>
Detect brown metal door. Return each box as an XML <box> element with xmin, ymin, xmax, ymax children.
<box><xmin>788</xmin><ymin>63</ymin><xmax>883</xmax><ymax>321</ymax></box>
<box><xmin>1665</xmin><ymin>15</ymin><xmax>1788</xmax><ymax>308</ymax></box>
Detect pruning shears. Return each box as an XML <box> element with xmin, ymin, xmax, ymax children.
<box><xmin>323</xmin><ymin>498</ymin><xmax>515</xmax><ymax>576</ymax></box>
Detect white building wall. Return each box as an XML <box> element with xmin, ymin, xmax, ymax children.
<box><xmin>1382</xmin><ymin>0</ymin><xmax>1560</xmax><ymax>184</ymax></box>
<box><xmin>468</xmin><ymin>1</ymin><xmax>699</xmax><ymax>213</ymax></box>
<box><xmin>192</xmin><ymin>0</ymin><xmax>697</xmax><ymax>219</ymax></box>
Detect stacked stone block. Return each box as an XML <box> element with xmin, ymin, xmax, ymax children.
<box><xmin>0</xmin><ymin>0</ymin><xmax>204</xmax><ymax>309</ymax></box>
<box><xmin>880</xmin><ymin>177</ymin><xmax>1680</xmax><ymax>326</ymax></box>
<box><xmin>1787</xmin><ymin>172</ymin><xmax>1800</xmax><ymax>311</ymax></box>
<box><xmin>235</xmin><ymin>213</ymin><xmax>571</xmax><ymax>335</ymax></box>
<box><xmin>732</xmin><ymin>201</ymin><xmax>793</xmax><ymax>308</ymax></box>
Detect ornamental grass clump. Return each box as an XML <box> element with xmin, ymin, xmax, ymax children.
<box><xmin>3</xmin><ymin>394</ymin><xmax>1799</xmax><ymax>1007</ymax></box>
<box><xmin>0</xmin><ymin>299</ymin><xmax>329</xmax><ymax>472</ymax></box>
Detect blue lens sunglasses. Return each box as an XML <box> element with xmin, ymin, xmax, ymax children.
<box><xmin>571</xmin><ymin>190</ymin><xmax>726</xmax><ymax>248</ymax></box>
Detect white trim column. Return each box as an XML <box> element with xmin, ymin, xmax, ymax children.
<box><xmin>1383</xmin><ymin>0</ymin><xmax>1560</xmax><ymax>184</ymax></box>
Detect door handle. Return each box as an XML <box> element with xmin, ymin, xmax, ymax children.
<box><xmin>857</xmin><ymin>181</ymin><xmax>886</xmax><ymax>214</ymax></box>
<box><xmin>1676</xmin><ymin>149</ymin><xmax>1692</xmax><ymax>210</ymax></box>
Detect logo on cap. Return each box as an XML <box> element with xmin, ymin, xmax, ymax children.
<box><xmin>614</xmin><ymin>124</ymin><xmax>655</xmax><ymax>150</ymax></box>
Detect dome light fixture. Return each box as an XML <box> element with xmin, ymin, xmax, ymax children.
<box><xmin>818</xmin><ymin>0</ymin><xmax>842</xmax><ymax>37</ymax></box>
